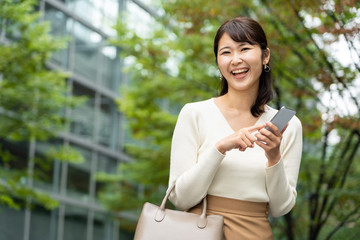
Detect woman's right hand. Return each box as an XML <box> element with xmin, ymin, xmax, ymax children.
<box><xmin>215</xmin><ymin>124</ymin><xmax>266</xmax><ymax>154</ymax></box>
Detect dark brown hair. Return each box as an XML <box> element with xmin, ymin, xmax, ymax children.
<box><xmin>214</xmin><ymin>17</ymin><xmax>273</xmax><ymax>117</ymax></box>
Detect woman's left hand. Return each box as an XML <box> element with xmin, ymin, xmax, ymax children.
<box><xmin>255</xmin><ymin>121</ymin><xmax>288</xmax><ymax>167</ymax></box>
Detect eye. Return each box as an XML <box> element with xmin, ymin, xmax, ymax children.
<box><xmin>241</xmin><ymin>47</ymin><xmax>250</xmax><ymax>52</ymax></box>
<box><xmin>220</xmin><ymin>51</ymin><xmax>231</xmax><ymax>55</ymax></box>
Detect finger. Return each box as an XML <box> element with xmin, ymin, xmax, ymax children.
<box><xmin>265</xmin><ymin>121</ymin><xmax>281</xmax><ymax>136</ymax></box>
<box><xmin>237</xmin><ymin>140</ymin><xmax>248</xmax><ymax>150</ymax></box>
<box><xmin>247</xmin><ymin>124</ymin><xmax>266</xmax><ymax>133</ymax></box>
<box><xmin>257</xmin><ymin>131</ymin><xmax>280</xmax><ymax>148</ymax></box>
<box><xmin>259</xmin><ymin>128</ymin><xmax>276</xmax><ymax>142</ymax></box>
<box><xmin>255</xmin><ymin>133</ymin><xmax>268</xmax><ymax>144</ymax></box>
<box><xmin>239</xmin><ymin>147</ymin><xmax>246</xmax><ymax>152</ymax></box>
<box><xmin>245</xmin><ymin>131</ymin><xmax>257</xmax><ymax>143</ymax></box>
<box><xmin>243</xmin><ymin>137</ymin><xmax>254</xmax><ymax>148</ymax></box>
<box><xmin>255</xmin><ymin>139</ymin><xmax>269</xmax><ymax>150</ymax></box>
<box><xmin>240</xmin><ymin>135</ymin><xmax>254</xmax><ymax>148</ymax></box>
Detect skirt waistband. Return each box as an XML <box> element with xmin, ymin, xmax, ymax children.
<box><xmin>192</xmin><ymin>195</ymin><xmax>269</xmax><ymax>217</ymax></box>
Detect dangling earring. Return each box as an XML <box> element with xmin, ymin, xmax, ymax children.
<box><xmin>264</xmin><ymin>64</ymin><xmax>271</xmax><ymax>72</ymax></box>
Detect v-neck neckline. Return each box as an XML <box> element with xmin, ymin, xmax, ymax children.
<box><xmin>210</xmin><ymin>98</ymin><xmax>266</xmax><ymax>133</ymax></box>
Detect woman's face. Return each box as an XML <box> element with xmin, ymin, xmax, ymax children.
<box><xmin>217</xmin><ymin>33</ymin><xmax>270</xmax><ymax>94</ymax></box>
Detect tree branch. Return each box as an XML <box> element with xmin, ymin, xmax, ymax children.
<box><xmin>325</xmin><ymin>10</ymin><xmax>360</xmax><ymax>72</ymax></box>
<box><xmin>318</xmin><ymin>130</ymin><xmax>359</xmax><ymax>226</ymax></box>
<box><xmin>284</xmin><ymin>212</ymin><xmax>295</xmax><ymax>240</ymax></box>
<box><xmin>324</xmin><ymin>204</ymin><xmax>360</xmax><ymax>240</ymax></box>
<box><xmin>289</xmin><ymin>3</ymin><xmax>360</xmax><ymax>117</ymax></box>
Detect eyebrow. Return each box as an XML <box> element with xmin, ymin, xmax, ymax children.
<box><xmin>219</xmin><ymin>46</ymin><xmax>230</xmax><ymax>52</ymax></box>
<box><xmin>218</xmin><ymin>43</ymin><xmax>250</xmax><ymax>52</ymax></box>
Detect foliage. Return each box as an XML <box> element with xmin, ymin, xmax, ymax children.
<box><xmin>0</xmin><ymin>0</ymin><xmax>84</xmax><ymax>210</ymax></box>
<box><xmin>101</xmin><ymin>0</ymin><xmax>360</xmax><ymax>238</ymax></box>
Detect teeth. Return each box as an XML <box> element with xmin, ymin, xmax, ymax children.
<box><xmin>232</xmin><ymin>69</ymin><xmax>248</xmax><ymax>74</ymax></box>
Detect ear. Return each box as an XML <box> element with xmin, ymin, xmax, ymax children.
<box><xmin>262</xmin><ymin>48</ymin><xmax>270</xmax><ymax>65</ymax></box>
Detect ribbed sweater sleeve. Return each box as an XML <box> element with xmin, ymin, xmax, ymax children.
<box><xmin>265</xmin><ymin>116</ymin><xmax>303</xmax><ymax>217</ymax></box>
<box><xmin>168</xmin><ymin>103</ymin><xmax>225</xmax><ymax>210</ymax></box>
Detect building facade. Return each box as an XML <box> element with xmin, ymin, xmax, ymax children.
<box><xmin>0</xmin><ymin>0</ymin><xmax>157</xmax><ymax>239</ymax></box>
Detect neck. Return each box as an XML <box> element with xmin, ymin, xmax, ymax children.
<box><xmin>221</xmin><ymin>88</ymin><xmax>258</xmax><ymax>113</ymax></box>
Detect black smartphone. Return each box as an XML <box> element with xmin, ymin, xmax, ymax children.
<box><xmin>266</xmin><ymin>106</ymin><xmax>296</xmax><ymax>133</ymax></box>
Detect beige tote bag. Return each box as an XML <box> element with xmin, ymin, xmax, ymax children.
<box><xmin>134</xmin><ymin>182</ymin><xmax>224</xmax><ymax>240</ymax></box>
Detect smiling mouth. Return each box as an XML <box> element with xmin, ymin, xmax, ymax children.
<box><xmin>231</xmin><ymin>69</ymin><xmax>249</xmax><ymax>76</ymax></box>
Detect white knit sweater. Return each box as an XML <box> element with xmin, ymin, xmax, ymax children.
<box><xmin>168</xmin><ymin>98</ymin><xmax>303</xmax><ymax>217</ymax></box>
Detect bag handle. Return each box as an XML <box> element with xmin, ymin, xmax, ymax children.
<box><xmin>154</xmin><ymin>181</ymin><xmax>208</xmax><ymax>229</ymax></box>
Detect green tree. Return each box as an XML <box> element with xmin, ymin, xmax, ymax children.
<box><xmin>100</xmin><ymin>0</ymin><xmax>360</xmax><ymax>238</ymax></box>
<box><xmin>260</xmin><ymin>1</ymin><xmax>360</xmax><ymax>239</ymax></box>
<box><xmin>0</xmin><ymin>0</ymin><xmax>84</xmax><ymax>210</ymax></box>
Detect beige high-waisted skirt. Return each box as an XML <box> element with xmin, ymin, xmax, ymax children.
<box><xmin>188</xmin><ymin>195</ymin><xmax>273</xmax><ymax>240</ymax></box>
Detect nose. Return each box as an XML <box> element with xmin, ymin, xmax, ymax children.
<box><xmin>231</xmin><ymin>53</ymin><xmax>243</xmax><ymax>65</ymax></box>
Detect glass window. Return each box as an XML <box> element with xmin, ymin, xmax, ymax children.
<box><xmin>63</xmin><ymin>205</ymin><xmax>88</xmax><ymax>240</ymax></box>
<box><xmin>57</xmin><ymin>0</ymin><xmax>76</xmax><ymax>11</ymax></box>
<box><xmin>101</xmin><ymin>46</ymin><xmax>121</xmax><ymax>90</ymax></box>
<box><xmin>0</xmin><ymin>206</ymin><xmax>25</xmax><ymax>240</ymax></box>
<box><xmin>72</xmin><ymin>0</ymin><xmax>103</xmax><ymax>29</ymax></box>
<box><xmin>70</xmin><ymin>82</ymin><xmax>96</xmax><ymax>141</ymax></box>
<box><xmin>73</xmin><ymin>21</ymin><xmax>102</xmax><ymax>82</ymax></box>
<box><xmin>95</xmin><ymin>154</ymin><xmax>117</xmax><ymax>198</ymax></box>
<box><xmin>93</xmin><ymin>212</ymin><xmax>122</xmax><ymax>240</ymax></box>
<box><xmin>3</xmin><ymin>15</ymin><xmax>21</xmax><ymax>41</ymax></box>
<box><xmin>70</xmin><ymin>0</ymin><xmax>119</xmax><ymax>35</ymax></box>
<box><xmin>101</xmin><ymin>0</ymin><xmax>121</xmax><ymax>36</ymax></box>
<box><xmin>44</xmin><ymin>3</ymin><xmax>73</xmax><ymax>68</ymax></box>
<box><xmin>0</xmin><ymin>140</ymin><xmax>29</xmax><ymax>171</ymax></box>
<box><xmin>66</xmin><ymin>144</ymin><xmax>92</xmax><ymax>201</ymax></box>
<box><xmin>93</xmin><ymin>212</ymin><xmax>106</xmax><ymax>240</ymax></box>
<box><xmin>126</xmin><ymin>0</ymin><xmax>157</xmax><ymax>38</ymax></box>
<box><xmin>29</xmin><ymin>205</ymin><xmax>53</xmax><ymax>240</ymax></box>
<box><xmin>97</xmin><ymin>154</ymin><xmax>117</xmax><ymax>174</ymax></box>
<box><xmin>33</xmin><ymin>139</ymin><xmax>63</xmax><ymax>193</ymax></box>
<box><xmin>98</xmin><ymin>96</ymin><xmax>119</xmax><ymax>148</ymax></box>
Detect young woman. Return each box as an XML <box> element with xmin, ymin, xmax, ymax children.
<box><xmin>168</xmin><ymin>17</ymin><xmax>303</xmax><ymax>239</ymax></box>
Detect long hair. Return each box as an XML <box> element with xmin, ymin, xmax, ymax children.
<box><xmin>214</xmin><ymin>17</ymin><xmax>273</xmax><ymax>117</ymax></box>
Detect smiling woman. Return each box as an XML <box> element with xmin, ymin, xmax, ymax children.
<box><xmin>168</xmin><ymin>17</ymin><xmax>303</xmax><ymax>240</ymax></box>
<box><xmin>217</xmin><ymin>34</ymin><xmax>268</xmax><ymax>101</ymax></box>
<box><xmin>214</xmin><ymin>17</ymin><xmax>273</xmax><ymax>117</ymax></box>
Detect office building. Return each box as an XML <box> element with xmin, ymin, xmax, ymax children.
<box><xmin>0</xmin><ymin>0</ymin><xmax>158</xmax><ymax>239</ymax></box>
